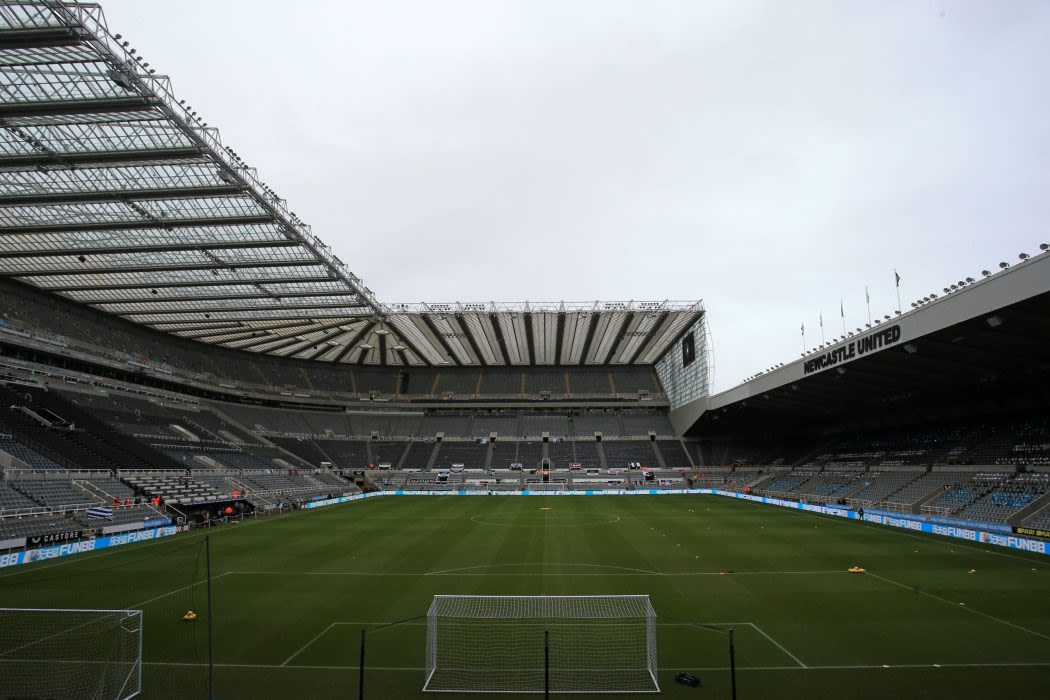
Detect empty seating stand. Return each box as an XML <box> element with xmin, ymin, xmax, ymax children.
<box><xmin>122</xmin><ymin>475</ymin><xmax>227</xmax><ymax>505</ymax></box>
<box><xmin>9</xmin><ymin>480</ymin><xmax>102</xmax><ymax>510</ymax></box>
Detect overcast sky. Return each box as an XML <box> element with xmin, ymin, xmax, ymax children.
<box><xmin>99</xmin><ymin>0</ymin><xmax>1049</xmax><ymax>392</ymax></box>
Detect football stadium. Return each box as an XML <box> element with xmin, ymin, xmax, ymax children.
<box><xmin>1</xmin><ymin>2</ymin><xmax>1050</xmax><ymax>699</ymax></box>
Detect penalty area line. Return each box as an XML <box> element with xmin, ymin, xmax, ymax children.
<box><xmin>140</xmin><ymin>661</ymin><xmax>1050</xmax><ymax>672</ymax></box>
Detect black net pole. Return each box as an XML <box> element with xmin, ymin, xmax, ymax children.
<box><xmin>205</xmin><ymin>535</ymin><xmax>215</xmax><ymax>700</ymax></box>
<box><xmin>728</xmin><ymin>627</ymin><xmax>737</xmax><ymax>700</ymax></box>
<box><xmin>544</xmin><ymin>628</ymin><xmax>550</xmax><ymax>700</ymax></box>
<box><xmin>358</xmin><ymin>628</ymin><xmax>366</xmax><ymax>700</ymax></box>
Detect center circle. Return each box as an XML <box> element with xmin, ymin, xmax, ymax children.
<box><xmin>470</xmin><ymin>513</ymin><xmax>621</xmax><ymax>527</ymax></box>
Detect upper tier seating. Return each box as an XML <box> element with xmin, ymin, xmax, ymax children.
<box><xmin>401</xmin><ymin>441</ymin><xmax>436</xmax><ymax>469</ymax></box>
<box><xmin>571</xmin><ymin>412</ymin><xmax>623</xmax><ymax>436</ymax></box>
<box><xmin>656</xmin><ymin>441</ymin><xmax>690</xmax><ymax>469</ymax></box>
<box><xmin>313</xmin><ymin>440</ymin><xmax>369</xmax><ymax>469</ymax></box>
<box><xmin>371</xmin><ymin>441</ymin><xmax>408</xmax><ymax>467</ymax></box>
<box><xmin>619</xmin><ymin>412</ymin><xmax>673</xmax><ymax>436</ymax></box>
<box><xmin>571</xmin><ymin>441</ymin><xmax>603</xmax><ymax>470</ymax></box>
<box><xmin>0</xmin><ymin>280</ymin><xmax>666</xmax><ymax>400</ymax></box>
<box><xmin>434</xmin><ymin>442</ymin><xmax>488</xmax><ymax>469</ymax></box>
<box><xmin>270</xmin><ymin>438</ymin><xmax>332</xmax><ymax>468</ymax></box>
<box><xmin>602</xmin><ymin>441</ymin><xmax>657</xmax><ymax>469</ymax></box>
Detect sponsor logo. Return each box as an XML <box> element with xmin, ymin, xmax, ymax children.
<box><xmin>28</xmin><ymin>530</ymin><xmax>82</xmax><ymax>547</ymax></box>
<box><xmin>887</xmin><ymin>517</ymin><xmax>923</xmax><ymax>531</ymax></box>
<box><xmin>932</xmin><ymin>525</ymin><xmax>978</xmax><ymax>541</ymax></box>
<box><xmin>1014</xmin><ymin>526</ymin><xmax>1050</xmax><ymax>540</ymax></box>
<box><xmin>985</xmin><ymin>534</ymin><xmax>1046</xmax><ymax>553</ymax></box>
<box><xmin>0</xmin><ymin>551</ymin><xmax>23</xmax><ymax>568</ymax></box>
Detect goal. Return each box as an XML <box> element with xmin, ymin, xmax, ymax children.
<box><xmin>423</xmin><ymin>595</ymin><xmax>659</xmax><ymax>694</ymax></box>
<box><xmin>0</xmin><ymin>608</ymin><xmax>143</xmax><ymax>700</ymax></box>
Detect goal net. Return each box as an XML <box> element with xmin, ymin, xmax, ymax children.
<box><xmin>424</xmin><ymin>595</ymin><xmax>659</xmax><ymax>694</ymax></box>
<box><xmin>0</xmin><ymin>608</ymin><xmax>143</xmax><ymax>700</ymax></box>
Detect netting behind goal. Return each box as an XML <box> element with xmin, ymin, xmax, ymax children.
<box><xmin>0</xmin><ymin>608</ymin><xmax>142</xmax><ymax>700</ymax></box>
<box><xmin>424</xmin><ymin>595</ymin><xmax>658</xmax><ymax>694</ymax></box>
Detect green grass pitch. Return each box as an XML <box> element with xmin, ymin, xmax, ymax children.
<box><xmin>2</xmin><ymin>494</ymin><xmax>1050</xmax><ymax>699</ymax></box>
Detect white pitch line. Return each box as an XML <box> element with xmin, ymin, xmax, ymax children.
<box><xmin>866</xmin><ymin>571</ymin><xmax>1050</xmax><ymax>642</ymax></box>
<box><xmin>747</xmin><ymin>623</ymin><xmax>807</xmax><ymax>669</ymax></box>
<box><xmin>423</xmin><ymin>562</ymin><xmax>660</xmax><ymax>576</ymax></box>
<box><xmin>139</xmin><ymin>661</ymin><xmax>1050</xmax><ymax>671</ymax></box>
<box><xmin>276</xmin><ymin>620</ymin><xmax>755</xmax><ymax>628</ymax></box>
<box><xmin>281</xmin><ymin>622</ymin><xmax>337</xmax><ymax>667</ymax></box>
<box><xmin>131</xmin><ymin>571</ymin><xmax>232</xmax><ymax>609</ymax></box>
<box><xmin>226</xmin><ymin>569</ymin><xmax>846</xmax><ymax>578</ymax></box>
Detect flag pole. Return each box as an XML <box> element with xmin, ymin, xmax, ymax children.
<box><xmin>865</xmin><ymin>286</ymin><xmax>872</xmax><ymax>326</ymax></box>
<box><xmin>819</xmin><ymin>314</ymin><xmax>825</xmax><ymax>345</ymax></box>
<box><xmin>801</xmin><ymin>323</ymin><xmax>806</xmax><ymax>354</ymax></box>
<box><xmin>895</xmin><ymin>269</ymin><xmax>902</xmax><ymax>314</ymax></box>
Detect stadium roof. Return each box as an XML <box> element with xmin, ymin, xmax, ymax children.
<box><xmin>671</xmin><ymin>251</ymin><xmax>1050</xmax><ymax>435</ymax></box>
<box><xmin>0</xmin><ymin>1</ymin><xmax>701</xmax><ymax>367</ymax></box>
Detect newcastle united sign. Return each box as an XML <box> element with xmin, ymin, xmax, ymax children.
<box><xmin>803</xmin><ymin>325</ymin><xmax>901</xmax><ymax>375</ymax></box>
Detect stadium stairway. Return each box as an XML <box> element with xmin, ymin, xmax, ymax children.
<box><xmin>910</xmin><ymin>480</ymin><xmax>953</xmax><ymax>514</ymax></box>
<box><xmin>1009</xmin><ymin>490</ymin><xmax>1050</xmax><ymax>526</ymax></box>
<box><xmin>749</xmin><ymin>471</ymin><xmax>786</xmax><ymax>492</ymax></box>
<box><xmin>596</xmin><ymin>443</ymin><xmax>609</xmax><ymax>471</ymax></box>
<box><xmin>206</xmin><ymin>406</ymin><xmax>314</xmax><ymax>470</ymax></box>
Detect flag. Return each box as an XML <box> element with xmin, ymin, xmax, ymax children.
<box><xmin>87</xmin><ymin>506</ymin><xmax>114</xmax><ymax>520</ymax></box>
<box><xmin>801</xmin><ymin>322</ymin><xmax>805</xmax><ymax>334</ymax></box>
<box><xmin>865</xmin><ymin>286</ymin><xmax>870</xmax><ymax>304</ymax></box>
<box><xmin>895</xmin><ymin>270</ymin><xmax>901</xmax><ymax>287</ymax></box>
<box><xmin>840</xmin><ymin>300</ymin><xmax>844</xmax><ymax>318</ymax></box>
<box><xmin>819</xmin><ymin>313</ymin><xmax>823</xmax><ymax>328</ymax></box>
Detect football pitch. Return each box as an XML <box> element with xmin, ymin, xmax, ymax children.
<box><xmin>2</xmin><ymin>494</ymin><xmax>1049</xmax><ymax>699</ymax></box>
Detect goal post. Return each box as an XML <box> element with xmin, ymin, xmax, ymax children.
<box><xmin>0</xmin><ymin>608</ymin><xmax>143</xmax><ymax>700</ymax></box>
<box><xmin>424</xmin><ymin>595</ymin><xmax>659</xmax><ymax>694</ymax></box>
